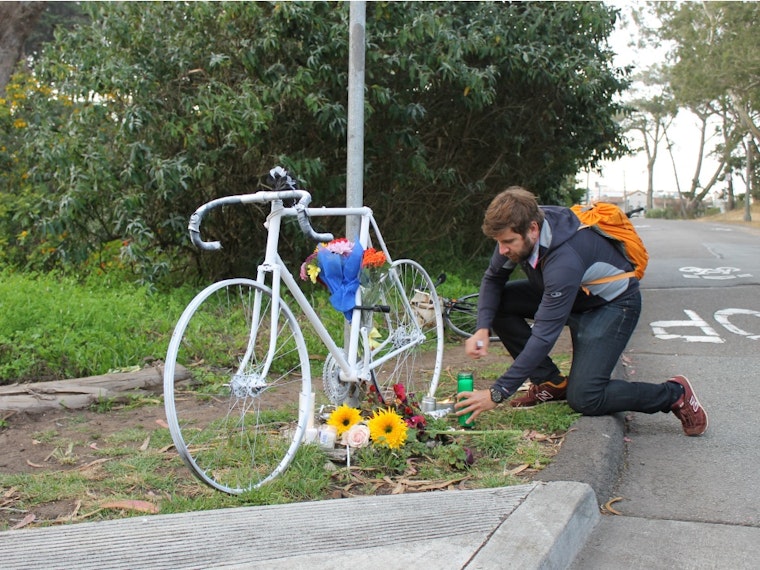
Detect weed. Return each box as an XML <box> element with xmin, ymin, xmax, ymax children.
<box><xmin>90</xmin><ymin>396</ymin><xmax>117</xmax><ymax>413</ymax></box>
<box><xmin>31</xmin><ymin>429</ymin><xmax>59</xmax><ymax>444</ymax></box>
<box><xmin>51</xmin><ymin>443</ymin><xmax>79</xmax><ymax>466</ymax></box>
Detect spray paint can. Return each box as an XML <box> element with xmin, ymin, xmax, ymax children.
<box><xmin>457</xmin><ymin>372</ymin><xmax>474</xmax><ymax>428</ymax></box>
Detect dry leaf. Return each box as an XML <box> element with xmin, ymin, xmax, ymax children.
<box><xmin>415</xmin><ymin>477</ymin><xmax>468</xmax><ymax>491</ymax></box>
<box><xmin>11</xmin><ymin>513</ymin><xmax>36</xmax><ymax>530</ymax></box>
<box><xmin>77</xmin><ymin>458</ymin><xmax>112</xmax><ymax>471</ymax></box>
<box><xmin>155</xmin><ymin>419</ymin><xmax>170</xmax><ymax>429</ymax></box>
<box><xmin>602</xmin><ymin>497</ymin><xmax>624</xmax><ymax>516</ymax></box>
<box><xmin>26</xmin><ymin>459</ymin><xmax>45</xmax><ymax>468</ymax></box>
<box><xmin>139</xmin><ymin>436</ymin><xmax>151</xmax><ymax>451</ymax></box>
<box><xmin>505</xmin><ymin>463</ymin><xmax>530</xmax><ymax>476</ymax></box>
<box><xmin>100</xmin><ymin>500</ymin><xmax>159</xmax><ymax>514</ymax></box>
<box><xmin>523</xmin><ymin>429</ymin><xmax>549</xmax><ymax>441</ymax></box>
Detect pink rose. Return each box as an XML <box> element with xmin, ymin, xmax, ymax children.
<box><xmin>342</xmin><ymin>424</ymin><xmax>370</xmax><ymax>448</ymax></box>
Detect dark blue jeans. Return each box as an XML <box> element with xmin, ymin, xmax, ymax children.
<box><xmin>491</xmin><ymin>280</ymin><xmax>678</xmax><ymax>416</ymax></box>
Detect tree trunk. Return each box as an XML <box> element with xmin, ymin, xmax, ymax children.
<box><xmin>0</xmin><ymin>365</ymin><xmax>189</xmax><ymax>412</ymax></box>
<box><xmin>0</xmin><ymin>1</ymin><xmax>46</xmax><ymax>95</ymax></box>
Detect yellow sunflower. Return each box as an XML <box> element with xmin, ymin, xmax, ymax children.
<box><xmin>326</xmin><ymin>404</ymin><xmax>363</xmax><ymax>436</ymax></box>
<box><xmin>367</xmin><ymin>408</ymin><xmax>408</xmax><ymax>449</ymax></box>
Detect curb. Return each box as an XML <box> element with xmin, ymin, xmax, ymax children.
<box><xmin>469</xmin><ymin>481</ymin><xmax>600</xmax><ymax>569</ymax></box>
<box><xmin>535</xmin><ymin>412</ymin><xmax>626</xmax><ymax>504</ymax></box>
<box><xmin>534</xmin><ymin>358</ymin><xmax>630</xmax><ymax>505</ymax></box>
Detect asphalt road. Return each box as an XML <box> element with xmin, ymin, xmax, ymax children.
<box><xmin>571</xmin><ymin>217</ymin><xmax>760</xmax><ymax>568</ymax></box>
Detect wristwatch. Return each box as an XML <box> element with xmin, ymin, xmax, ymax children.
<box><xmin>490</xmin><ymin>386</ymin><xmax>506</xmax><ymax>404</ymax></box>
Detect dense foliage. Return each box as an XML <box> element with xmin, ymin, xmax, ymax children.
<box><xmin>0</xmin><ymin>1</ymin><xmax>630</xmax><ymax>284</ymax></box>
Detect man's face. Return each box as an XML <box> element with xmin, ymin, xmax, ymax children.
<box><xmin>494</xmin><ymin>221</ymin><xmax>539</xmax><ymax>263</ymax></box>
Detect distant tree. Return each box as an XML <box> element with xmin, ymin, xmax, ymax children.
<box><xmin>622</xmin><ymin>66</ymin><xmax>679</xmax><ymax>210</ymax></box>
<box><xmin>0</xmin><ymin>1</ymin><xmax>631</xmax><ymax>283</ymax></box>
<box><xmin>655</xmin><ymin>1</ymin><xmax>759</xmax><ymax>215</ymax></box>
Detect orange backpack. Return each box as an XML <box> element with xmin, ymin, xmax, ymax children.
<box><xmin>571</xmin><ymin>203</ymin><xmax>649</xmax><ymax>288</ymax></box>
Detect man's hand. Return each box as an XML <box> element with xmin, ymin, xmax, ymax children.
<box><xmin>465</xmin><ymin>329</ymin><xmax>491</xmax><ymax>359</ymax></box>
<box><xmin>454</xmin><ymin>389</ymin><xmax>497</xmax><ymax>424</ymax></box>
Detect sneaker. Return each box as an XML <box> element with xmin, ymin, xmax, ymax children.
<box><xmin>509</xmin><ymin>378</ymin><xmax>568</xmax><ymax>408</ymax></box>
<box><xmin>669</xmin><ymin>375</ymin><xmax>708</xmax><ymax>436</ymax></box>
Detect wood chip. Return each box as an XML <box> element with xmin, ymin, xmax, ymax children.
<box><xmin>100</xmin><ymin>500</ymin><xmax>159</xmax><ymax>514</ymax></box>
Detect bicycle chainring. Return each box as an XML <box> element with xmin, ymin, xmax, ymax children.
<box><xmin>322</xmin><ymin>354</ymin><xmax>364</xmax><ymax>407</ymax></box>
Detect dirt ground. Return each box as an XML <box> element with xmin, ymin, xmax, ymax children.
<box><xmin>0</xmin><ymin>332</ymin><xmax>573</xmax><ymax>526</ymax></box>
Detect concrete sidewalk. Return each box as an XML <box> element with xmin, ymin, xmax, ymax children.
<box><xmin>0</xmin><ymin>481</ymin><xmax>599</xmax><ymax>570</ymax></box>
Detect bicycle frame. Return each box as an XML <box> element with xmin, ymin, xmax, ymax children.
<box><xmin>251</xmin><ymin>197</ymin><xmax>432</xmax><ymax>391</ymax></box>
<box><xmin>166</xmin><ymin>171</ymin><xmax>445</xmax><ymax>493</ymax></box>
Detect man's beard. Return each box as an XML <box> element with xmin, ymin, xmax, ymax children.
<box><xmin>507</xmin><ymin>235</ymin><xmax>535</xmax><ymax>263</ymax></box>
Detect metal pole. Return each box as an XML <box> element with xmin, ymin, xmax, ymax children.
<box><xmin>346</xmin><ymin>1</ymin><xmax>366</xmax><ymax>240</ymax></box>
<box><xmin>745</xmin><ymin>138</ymin><xmax>753</xmax><ymax>222</ymax></box>
<box><xmin>344</xmin><ymin>2</ymin><xmax>366</xmax><ymax>347</ymax></box>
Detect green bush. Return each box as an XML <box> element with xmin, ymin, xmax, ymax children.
<box><xmin>0</xmin><ymin>2</ymin><xmax>629</xmax><ymax>285</ymax></box>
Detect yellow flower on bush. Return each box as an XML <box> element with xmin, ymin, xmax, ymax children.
<box><xmin>13</xmin><ymin>118</ymin><xmax>27</xmax><ymax>129</ymax></box>
<box><xmin>326</xmin><ymin>404</ymin><xmax>362</xmax><ymax>436</ymax></box>
<box><xmin>367</xmin><ymin>408</ymin><xmax>408</xmax><ymax>449</ymax></box>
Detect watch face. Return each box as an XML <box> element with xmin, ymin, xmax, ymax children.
<box><xmin>490</xmin><ymin>387</ymin><xmax>504</xmax><ymax>403</ymax></box>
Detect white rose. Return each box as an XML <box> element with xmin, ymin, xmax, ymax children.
<box><xmin>342</xmin><ymin>424</ymin><xmax>370</xmax><ymax>448</ymax></box>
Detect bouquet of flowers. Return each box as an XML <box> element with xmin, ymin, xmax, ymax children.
<box><xmin>324</xmin><ymin>383</ymin><xmax>427</xmax><ymax>451</ymax></box>
<box><xmin>300</xmin><ymin>238</ymin><xmax>388</xmax><ymax>319</ymax></box>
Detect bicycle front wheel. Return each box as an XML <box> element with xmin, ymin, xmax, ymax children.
<box><xmin>163</xmin><ymin>278</ymin><xmax>310</xmax><ymax>494</ymax></box>
<box><xmin>367</xmin><ymin>259</ymin><xmax>444</xmax><ymax>403</ymax></box>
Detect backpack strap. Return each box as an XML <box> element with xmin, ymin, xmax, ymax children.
<box><xmin>580</xmin><ymin>271</ymin><xmax>637</xmax><ymax>295</ymax></box>
<box><xmin>575</xmin><ymin>223</ymin><xmax>638</xmax><ymax>294</ymax></box>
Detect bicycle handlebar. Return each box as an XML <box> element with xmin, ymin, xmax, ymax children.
<box><xmin>187</xmin><ymin>167</ymin><xmax>334</xmax><ymax>251</ymax></box>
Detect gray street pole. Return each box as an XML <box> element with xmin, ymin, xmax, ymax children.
<box><xmin>346</xmin><ymin>1</ymin><xmax>366</xmax><ymax>240</ymax></box>
<box><xmin>344</xmin><ymin>2</ymin><xmax>366</xmax><ymax>345</ymax></box>
<box><xmin>745</xmin><ymin>139</ymin><xmax>753</xmax><ymax>222</ymax></box>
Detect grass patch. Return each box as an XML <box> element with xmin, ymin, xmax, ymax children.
<box><xmin>0</xmin><ymin>269</ymin><xmax>580</xmax><ymax>530</ymax></box>
<box><xmin>0</xmin><ymin>391</ymin><xmax>579</xmax><ymax>530</ymax></box>
<box><xmin>0</xmin><ymin>270</ymin><xmax>192</xmax><ymax>384</ymax></box>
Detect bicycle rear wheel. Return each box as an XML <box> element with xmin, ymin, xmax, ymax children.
<box><xmin>444</xmin><ymin>292</ymin><xmax>499</xmax><ymax>341</ymax></box>
<box><xmin>163</xmin><ymin>278</ymin><xmax>310</xmax><ymax>494</ymax></box>
<box><xmin>366</xmin><ymin>259</ymin><xmax>444</xmax><ymax>403</ymax></box>
<box><xmin>444</xmin><ymin>292</ymin><xmax>480</xmax><ymax>338</ymax></box>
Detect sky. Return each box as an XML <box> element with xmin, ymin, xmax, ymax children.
<box><xmin>582</xmin><ymin>2</ymin><xmax>737</xmax><ymax>200</ymax></box>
